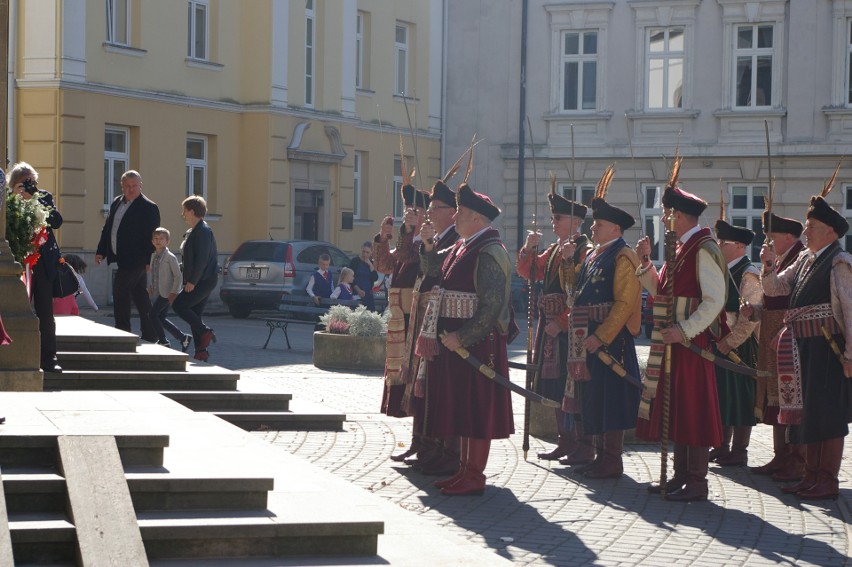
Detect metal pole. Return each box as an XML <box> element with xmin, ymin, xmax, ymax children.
<box><xmin>516</xmin><ymin>0</ymin><xmax>528</xmax><ymax>251</ymax></box>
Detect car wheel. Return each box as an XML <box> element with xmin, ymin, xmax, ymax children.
<box><xmin>228</xmin><ymin>305</ymin><xmax>252</xmax><ymax>319</ymax></box>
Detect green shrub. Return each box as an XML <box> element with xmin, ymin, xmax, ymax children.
<box><xmin>319</xmin><ymin>305</ymin><xmax>388</xmax><ymax>337</ymax></box>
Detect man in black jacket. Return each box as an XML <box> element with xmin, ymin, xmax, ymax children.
<box><xmin>96</xmin><ymin>170</ymin><xmax>160</xmax><ymax>342</ymax></box>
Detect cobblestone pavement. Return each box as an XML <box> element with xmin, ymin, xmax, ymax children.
<box><xmin>107</xmin><ymin>311</ymin><xmax>852</xmax><ymax>566</ymax></box>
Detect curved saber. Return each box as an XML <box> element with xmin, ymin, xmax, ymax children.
<box><xmin>443</xmin><ymin>335</ymin><xmax>561</xmax><ymax>409</ymax></box>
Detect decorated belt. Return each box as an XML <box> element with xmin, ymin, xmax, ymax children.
<box><xmin>437</xmin><ymin>290</ymin><xmax>479</xmax><ymax>319</ymax></box>
<box><xmin>784</xmin><ymin>303</ymin><xmax>841</xmax><ymax>337</ymax></box>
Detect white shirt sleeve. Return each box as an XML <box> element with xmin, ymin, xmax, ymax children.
<box><xmin>306</xmin><ymin>274</ymin><xmax>316</xmax><ymax>297</ymax></box>
<box><xmin>678</xmin><ymin>248</ymin><xmax>726</xmax><ymax>340</ymax></box>
<box><xmin>76</xmin><ymin>273</ymin><xmax>98</xmax><ymax>311</ymax></box>
<box><xmin>330</xmin><ymin>286</ymin><xmax>341</xmax><ymax>299</ymax></box>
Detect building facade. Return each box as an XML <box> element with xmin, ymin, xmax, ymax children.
<box><xmin>445</xmin><ymin>0</ymin><xmax>852</xmax><ymax>259</ymax></box>
<box><xmin>11</xmin><ymin>0</ymin><xmax>444</xmax><ymax>302</ymax></box>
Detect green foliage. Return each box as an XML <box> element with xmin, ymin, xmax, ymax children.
<box><xmin>5</xmin><ymin>191</ymin><xmax>50</xmax><ymax>265</ymax></box>
<box><xmin>319</xmin><ymin>304</ymin><xmax>388</xmax><ymax>337</ymax></box>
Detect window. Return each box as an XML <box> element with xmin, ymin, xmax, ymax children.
<box><xmin>845</xmin><ymin>184</ymin><xmax>852</xmax><ymax>252</ymax></box>
<box><xmin>106</xmin><ymin>0</ymin><xmax>129</xmax><ymax>45</ymax></box>
<box><xmin>558</xmin><ymin>183</ymin><xmax>595</xmax><ymax>236</ymax></box>
<box><xmin>395</xmin><ymin>24</ymin><xmax>408</xmax><ymax>96</ymax></box>
<box><xmin>356</xmin><ymin>13</ymin><xmax>364</xmax><ymax>89</ymax></box>
<box><xmin>305</xmin><ymin>0</ymin><xmax>315</xmax><ymax>107</ymax></box>
<box><xmin>353</xmin><ymin>152</ymin><xmax>363</xmax><ymax>219</ymax></box>
<box><xmin>103</xmin><ymin>127</ymin><xmax>129</xmax><ymax>205</ymax></box>
<box><xmin>728</xmin><ymin>184</ymin><xmax>768</xmax><ymax>259</ymax></box>
<box><xmin>734</xmin><ymin>24</ymin><xmax>773</xmax><ymax>108</ymax></box>
<box><xmin>186</xmin><ymin>136</ymin><xmax>207</xmax><ymax>199</ymax></box>
<box><xmin>561</xmin><ymin>31</ymin><xmax>597</xmax><ymax>111</ymax></box>
<box><xmin>647</xmin><ymin>28</ymin><xmax>684</xmax><ymax>110</ymax></box>
<box><xmin>187</xmin><ymin>0</ymin><xmax>208</xmax><ymax>60</ymax></box>
<box><xmin>393</xmin><ymin>157</ymin><xmax>404</xmax><ymax>218</ymax></box>
<box><xmin>640</xmin><ymin>184</ymin><xmax>665</xmax><ymax>262</ymax></box>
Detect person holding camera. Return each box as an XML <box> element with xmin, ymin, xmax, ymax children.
<box><xmin>9</xmin><ymin>162</ymin><xmax>64</xmax><ymax>372</ymax></box>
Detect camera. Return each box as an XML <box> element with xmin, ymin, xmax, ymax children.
<box><xmin>21</xmin><ymin>179</ymin><xmax>37</xmax><ymax>195</ymax></box>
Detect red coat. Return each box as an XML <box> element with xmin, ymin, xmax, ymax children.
<box><xmin>425</xmin><ymin>229</ymin><xmax>514</xmax><ymax>440</ymax></box>
<box><xmin>636</xmin><ymin>228</ymin><xmax>724</xmax><ymax>447</ymax></box>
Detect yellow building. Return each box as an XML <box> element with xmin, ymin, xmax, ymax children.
<box><xmin>11</xmin><ymin>0</ymin><xmax>444</xmax><ymax>301</ymax></box>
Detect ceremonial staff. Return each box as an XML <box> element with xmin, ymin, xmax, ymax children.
<box><xmin>523</xmin><ymin>116</ymin><xmax>541</xmax><ymax>461</ymax></box>
<box><xmin>763</xmin><ymin>121</ymin><xmax>774</xmax><ymax>269</ymax></box>
<box><xmin>659</xmin><ymin>149</ymin><xmax>682</xmax><ymax>498</ymax></box>
<box><xmin>625</xmin><ymin>114</ymin><xmax>650</xmax><ymax>263</ymax></box>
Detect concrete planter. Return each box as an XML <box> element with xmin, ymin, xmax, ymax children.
<box><xmin>312</xmin><ymin>332</ymin><xmax>386</xmax><ymax>371</ymax></box>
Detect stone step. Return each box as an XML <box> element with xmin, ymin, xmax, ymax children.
<box><xmin>0</xmin><ymin>435</ymin><xmax>170</xmax><ymax>469</ymax></box>
<box><xmin>8</xmin><ymin>514</ymin><xmax>77</xmax><ymax>565</ymax></box>
<box><xmin>44</xmin><ymin>369</ymin><xmax>239</xmax><ymax>391</ymax></box>
<box><xmin>2</xmin><ymin>472</ymin><xmax>274</xmax><ymax>514</ymax></box>
<box><xmin>213</xmin><ymin>410</ymin><xmax>345</xmax><ymax>432</ymax></box>
<box><xmin>58</xmin><ymin>343</ymin><xmax>189</xmax><ymax>371</ymax></box>
<box><xmin>7</xmin><ymin>514</ymin><xmax>382</xmax><ymax>563</ymax></box>
<box><xmin>162</xmin><ymin>391</ymin><xmax>292</xmax><ymax>412</ymax></box>
<box><xmin>55</xmin><ymin>315</ymin><xmax>139</xmax><ymax>353</ymax></box>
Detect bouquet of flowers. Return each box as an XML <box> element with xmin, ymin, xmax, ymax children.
<box><xmin>5</xmin><ymin>190</ymin><xmax>51</xmax><ymax>267</ymax></box>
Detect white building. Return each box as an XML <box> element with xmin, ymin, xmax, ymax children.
<box><xmin>445</xmin><ymin>0</ymin><xmax>852</xmax><ymax>258</ymax></box>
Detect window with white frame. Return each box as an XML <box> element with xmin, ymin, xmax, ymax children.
<box><xmin>306</xmin><ymin>1</ymin><xmax>315</xmax><ymax>106</ymax></box>
<box><xmin>187</xmin><ymin>0</ymin><xmax>208</xmax><ymax>60</ymax></box>
<box><xmin>647</xmin><ymin>28</ymin><xmax>684</xmax><ymax>110</ymax></box>
<box><xmin>844</xmin><ymin>184</ymin><xmax>852</xmax><ymax>252</ymax></box>
<box><xmin>393</xmin><ymin>157</ymin><xmax>404</xmax><ymax>218</ymax></box>
<box><xmin>395</xmin><ymin>23</ymin><xmax>409</xmax><ymax>96</ymax></box>
<box><xmin>356</xmin><ymin>12</ymin><xmax>364</xmax><ymax>89</ymax></box>
<box><xmin>558</xmin><ymin>182</ymin><xmax>595</xmax><ymax>236</ymax></box>
<box><xmin>104</xmin><ymin>127</ymin><xmax>129</xmax><ymax>205</ymax></box>
<box><xmin>353</xmin><ymin>151</ymin><xmax>363</xmax><ymax>219</ymax></box>
<box><xmin>561</xmin><ymin>31</ymin><xmax>598</xmax><ymax>111</ymax></box>
<box><xmin>729</xmin><ymin>183</ymin><xmax>767</xmax><ymax>259</ymax></box>
<box><xmin>106</xmin><ymin>0</ymin><xmax>130</xmax><ymax>46</ymax></box>
<box><xmin>186</xmin><ymin>136</ymin><xmax>208</xmax><ymax>199</ymax></box>
<box><xmin>734</xmin><ymin>24</ymin><xmax>773</xmax><ymax>108</ymax></box>
<box><xmin>640</xmin><ymin>184</ymin><xmax>665</xmax><ymax>262</ymax></box>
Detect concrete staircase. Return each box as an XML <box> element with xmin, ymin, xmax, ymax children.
<box><xmin>52</xmin><ymin>316</ymin><xmax>344</xmax><ymax>431</ymax></box>
<box><xmin>0</xmin><ymin>394</ymin><xmax>384</xmax><ymax>565</ymax></box>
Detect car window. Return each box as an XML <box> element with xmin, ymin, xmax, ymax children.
<box><xmin>296</xmin><ymin>245</ymin><xmax>326</xmax><ymax>265</ymax></box>
<box><xmin>327</xmin><ymin>248</ymin><xmax>351</xmax><ymax>267</ymax></box>
<box><xmin>231</xmin><ymin>242</ymin><xmax>287</xmax><ymax>262</ymax></box>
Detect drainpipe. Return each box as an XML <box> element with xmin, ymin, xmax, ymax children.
<box><xmin>6</xmin><ymin>0</ymin><xmax>16</xmax><ymax>165</ymax></box>
<box><xmin>516</xmin><ymin>0</ymin><xmax>528</xmax><ymax>250</ymax></box>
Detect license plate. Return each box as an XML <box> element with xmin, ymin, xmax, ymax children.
<box><xmin>245</xmin><ymin>267</ymin><xmax>261</xmax><ymax>280</ymax></box>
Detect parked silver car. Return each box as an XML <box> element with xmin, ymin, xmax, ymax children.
<box><xmin>219</xmin><ymin>240</ymin><xmax>352</xmax><ymax>318</ymax></box>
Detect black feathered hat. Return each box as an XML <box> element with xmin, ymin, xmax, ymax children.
<box><xmin>714</xmin><ymin>219</ymin><xmax>755</xmax><ymax>245</ymax></box>
<box><xmin>807</xmin><ymin>196</ymin><xmax>849</xmax><ymax>237</ymax></box>
<box><xmin>457</xmin><ymin>183</ymin><xmax>500</xmax><ymax>221</ymax></box>
<box><xmin>591</xmin><ymin>198</ymin><xmax>635</xmax><ymax>230</ymax></box>
<box><xmin>548</xmin><ymin>193</ymin><xmax>587</xmax><ymax>218</ymax></box>
<box><xmin>429</xmin><ymin>180</ymin><xmax>456</xmax><ymax>207</ymax></box>
<box><xmin>762</xmin><ymin>211</ymin><xmax>803</xmax><ymax>238</ymax></box>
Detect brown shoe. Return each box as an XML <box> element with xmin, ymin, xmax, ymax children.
<box><xmin>797</xmin><ymin>438</ymin><xmax>843</xmax><ymax>500</ymax></box>
<box><xmin>781</xmin><ymin>442</ymin><xmax>819</xmax><ymax>494</ymax></box>
<box><xmin>584</xmin><ymin>431</ymin><xmax>623</xmax><ymax>479</ymax></box>
<box><xmin>537</xmin><ymin>433</ymin><xmax>578</xmax><ymax>461</ymax></box>
<box><xmin>665</xmin><ymin>446</ymin><xmax>709</xmax><ymax>502</ymax></box>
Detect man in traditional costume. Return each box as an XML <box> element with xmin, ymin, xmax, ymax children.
<box><xmin>759</xmin><ymin>194</ymin><xmax>852</xmax><ymax>500</ymax></box>
<box><xmin>573</xmin><ymin>194</ymin><xmax>642</xmax><ymax>479</ymax></box>
<box><xmin>416</xmin><ymin>183</ymin><xmax>514</xmax><ymax>496</ymax></box>
<box><xmin>516</xmin><ymin>191</ymin><xmax>591</xmax><ymax>463</ymax></box>
<box><xmin>710</xmin><ymin>220</ymin><xmax>761</xmax><ymax>466</ymax></box>
<box><xmin>402</xmin><ymin>179</ymin><xmax>460</xmax><ymax>473</ymax></box>
<box><xmin>375</xmin><ymin>183</ymin><xmax>430</xmax><ymax>461</ymax></box>
<box><xmin>748</xmin><ymin>213</ymin><xmax>805</xmax><ymax>479</ymax></box>
<box><xmin>635</xmin><ymin>185</ymin><xmax>726</xmax><ymax>501</ymax></box>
